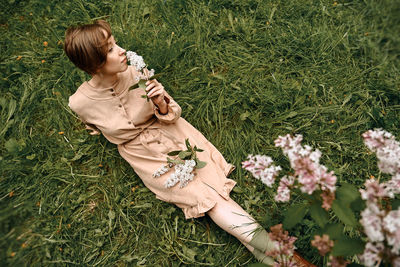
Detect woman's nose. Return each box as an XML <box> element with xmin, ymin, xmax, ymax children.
<box><xmin>119</xmin><ymin>46</ymin><xmax>126</xmax><ymax>54</ymax></box>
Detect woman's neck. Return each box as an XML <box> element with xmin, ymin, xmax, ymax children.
<box><xmin>89</xmin><ymin>73</ymin><xmax>119</xmax><ymax>88</ymax></box>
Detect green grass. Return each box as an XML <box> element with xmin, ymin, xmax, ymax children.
<box><xmin>1</xmin><ymin>0</ymin><xmax>399</xmax><ymax>265</ymax></box>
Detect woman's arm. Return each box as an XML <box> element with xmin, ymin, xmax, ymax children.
<box><xmin>146</xmin><ymin>79</ymin><xmax>182</xmax><ymax>123</ymax></box>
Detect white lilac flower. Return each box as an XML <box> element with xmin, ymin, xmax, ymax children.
<box><xmin>383</xmin><ymin>209</ymin><xmax>400</xmax><ymax>255</ymax></box>
<box><xmin>164</xmin><ymin>160</ymin><xmax>196</xmax><ymax>188</ymax></box>
<box><xmin>165</xmin><ymin>173</ymin><xmax>179</xmax><ymax>188</ymax></box>
<box><xmin>152</xmin><ymin>165</ymin><xmax>170</xmax><ymax>178</ymax></box>
<box><xmin>359</xmin><ymin>242</ymin><xmax>384</xmax><ymax>267</ymax></box>
<box><xmin>360</xmin><ymin>202</ymin><xmax>385</xmax><ymax>242</ymax></box>
<box><xmin>126</xmin><ymin>51</ymin><xmax>146</xmax><ymax>71</ymax></box>
<box><xmin>126</xmin><ymin>51</ymin><xmax>155</xmax><ymax>81</ymax></box>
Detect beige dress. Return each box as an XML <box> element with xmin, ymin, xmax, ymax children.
<box><xmin>68</xmin><ymin>66</ymin><xmax>236</xmax><ymax>219</ymax></box>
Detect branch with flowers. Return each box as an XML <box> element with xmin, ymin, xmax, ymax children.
<box><xmin>242</xmin><ymin>129</ymin><xmax>400</xmax><ymax>266</ymax></box>
<box><xmin>153</xmin><ymin>139</ymin><xmax>207</xmax><ymax>188</ymax></box>
<box><xmin>126</xmin><ymin>51</ymin><xmax>157</xmax><ymax>100</ymax></box>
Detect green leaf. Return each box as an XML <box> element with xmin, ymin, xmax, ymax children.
<box><xmin>5</xmin><ymin>138</ymin><xmax>20</xmax><ymax>153</ymax></box>
<box><xmin>141</xmin><ymin>95</ymin><xmax>147</xmax><ymax>98</ymax></box>
<box><xmin>240</xmin><ymin>111</ymin><xmax>250</xmax><ymax>121</ymax></box>
<box><xmin>138</xmin><ymin>79</ymin><xmax>147</xmax><ymax>89</ymax></box>
<box><xmin>167</xmin><ymin>150</ymin><xmax>181</xmax><ymax>156</ymax></box>
<box><xmin>391</xmin><ymin>199</ymin><xmax>400</xmax><ymax>210</ymax></box>
<box><xmin>108</xmin><ymin>210</ymin><xmax>115</xmax><ymax>220</ymax></box>
<box><xmin>168</xmin><ymin>158</ymin><xmax>185</xmax><ymax>165</ymax></box>
<box><xmin>196</xmin><ymin>160</ymin><xmax>207</xmax><ymax>169</ymax></box>
<box><xmin>26</xmin><ymin>154</ymin><xmax>36</xmax><ymax>160</ymax></box>
<box><xmin>331</xmin><ymin>200</ymin><xmax>358</xmax><ymax>227</ymax></box>
<box><xmin>182</xmin><ymin>245</ymin><xmax>197</xmax><ymax>261</ymax></box>
<box><xmin>350</xmin><ymin>197</ymin><xmax>366</xmax><ymax>212</ymax></box>
<box><xmin>283</xmin><ymin>203</ymin><xmax>309</xmax><ymax>229</ymax></box>
<box><xmin>233</xmin><ymin>187</ymin><xmax>243</xmax><ymax>194</ymax></box>
<box><xmin>143</xmin><ymin>7</ymin><xmax>150</xmax><ymax>18</ymax></box>
<box><xmin>129</xmin><ymin>84</ymin><xmax>139</xmax><ymax>90</ymax></box>
<box><xmin>331</xmin><ymin>237</ymin><xmax>365</xmax><ymax>256</ymax></box>
<box><xmin>323</xmin><ymin>223</ymin><xmax>345</xmax><ymax>240</ymax></box>
<box><xmin>336</xmin><ymin>183</ymin><xmax>360</xmax><ymax>205</ymax></box>
<box><xmin>185</xmin><ymin>139</ymin><xmax>192</xmax><ymax>150</ymax></box>
<box><xmin>178</xmin><ymin>151</ymin><xmax>192</xmax><ymax>159</ymax></box>
<box><xmin>309</xmin><ymin>202</ymin><xmax>329</xmax><ymax>228</ymax></box>
<box><xmin>195</xmin><ymin>148</ymin><xmax>204</xmax><ymax>152</ymax></box>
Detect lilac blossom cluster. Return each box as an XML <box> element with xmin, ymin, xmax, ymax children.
<box><xmin>359</xmin><ymin>129</ymin><xmax>400</xmax><ymax>266</ymax></box>
<box><xmin>126</xmin><ymin>51</ymin><xmax>155</xmax><ymax>81</ymax></box>
<box><xmin>241</xmin><ymin>155</ymin><xmax>282</xmax><ymax>187</ymax></box>
<box><xmin>274</xmin><ymin>134</ymin><xmax>337</xmax><ymax>209</ymax></box>
<box><xmin>163</xmin><ymin>160</ymin><xmax>196</xmax><ymax>188</ymax></box>
<box><xmin>362</xmin><ymin>129</ymin><xmax>400</xmax><ymax>175</ymax></box>
<box><xmin>152</xmin><ymin>164</ymin><xmax>170</xmax><ymax>178</ymax></box>
<box><xmin>242</xmin><ymin>135</ymin><xmax>337</xmax><ymax>208</ymax></box>
<box><xmin>265</xmin><ymin>224</ymin><xmax>297</xmax><ymax>267</ymax></box>
<box><xmin>311</xmin><ymin>235</ymin><xmax>348</xmax><ymax>267</ymax></box>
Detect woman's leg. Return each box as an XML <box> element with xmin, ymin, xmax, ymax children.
<box><xmin>206</xmin><ymin>190</ymin><xmax>275</xmax><ymax>264</ymax></box>
<box><xmin>206</xmin><ymin>190</ymin><xmax>315</xmax><ymax>267</ymax></box>
<box><xmin>206</xmin><ymin>192</ymin><xmax>259</xmax><ymax>244</ymax></box>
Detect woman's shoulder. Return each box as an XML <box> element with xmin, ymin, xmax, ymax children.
<box><xmin>68</xmin><ymin>82</ymin><xmax>92</xmax><ymax>113</ymax></box>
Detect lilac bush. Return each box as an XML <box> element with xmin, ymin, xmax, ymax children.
<box><xmin>243</xmin><ymin>129</ymin><xmax>400</xmax><ymax>266</ymax></box>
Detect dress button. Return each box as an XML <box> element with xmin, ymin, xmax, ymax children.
<box><xmin>128</xmin><ymin>121</ymin><xmax>132</xmax><ymax>124</ymax></box>
<box><xmin>118</xmin><ymin>104</ymin><xmax>122</xmax><ymax>108</ymax></box>
<box><xmin>112</xmin><ymin>93</ymin><xmax>116</xmax><ymax>96</ymax></box>
<box><xmin>110</xmin><ymin>88</ymin><xmax>114</xmax><ymax>92</ymax></box>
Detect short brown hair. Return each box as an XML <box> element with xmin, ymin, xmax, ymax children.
<box><xmin>64</xmin><ymin>20</ymin><xmax>112</xmax><ymax>75</ymax></box>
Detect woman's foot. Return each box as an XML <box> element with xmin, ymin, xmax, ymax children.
<box><xmin>292</xmin><ymin>251</ymin><xmax>317</xmax><ymax>267</ymax></box>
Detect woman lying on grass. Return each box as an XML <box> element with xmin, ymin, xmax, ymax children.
<box><xmin>64</xmin><ymin>20</ymin><xmax>313</xmax><ymax>266</ymax></box>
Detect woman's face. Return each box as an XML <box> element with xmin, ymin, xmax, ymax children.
<box><xmin>97</xmin><ymin>34</ymin><xmax>128</xmax><ymax>75</ymax></box>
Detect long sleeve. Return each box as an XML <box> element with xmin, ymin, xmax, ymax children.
<box><xmin>83</xmin><ymin>120</ymin><xmax>101</xmax><ymax>135</ymax></box>
<box><xmin>154</xmin><ymin>91</ymin><xmax>181</xmax><ymax>124</ymax></box>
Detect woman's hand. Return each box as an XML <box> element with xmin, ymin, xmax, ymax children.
<box><xmin>146</xmin><ymin>79</ymin><xmax>168</xmax><ymax>114</ymax></box>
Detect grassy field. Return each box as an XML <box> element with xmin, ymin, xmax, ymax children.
<box><xmin>1</xmin><ymin>0</ymin><xmax>399</xmax><ymax>266</ymax></box>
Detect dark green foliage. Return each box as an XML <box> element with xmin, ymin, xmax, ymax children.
<box><xmin>1</xmin><ymin>0</ymin><xmax>399</xmax><ymax>266</ymax></box>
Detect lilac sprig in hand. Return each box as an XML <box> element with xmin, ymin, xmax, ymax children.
<box><xmin>126</xmin><ymin>51</ymin><xmax>155</xmax><ymax>100</ymax></box>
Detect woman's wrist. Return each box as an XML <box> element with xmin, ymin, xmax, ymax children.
<box><xmin>157</xmin><ymin>100</ymin><xmax>168</xmax><ymax>115</ymax></box>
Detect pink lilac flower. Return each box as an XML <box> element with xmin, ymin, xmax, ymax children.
<box><xmin>360</xmin><ymin>202</ymin><xmax>385</xmax><ymax>242</ymax></box>
<box><xmin>274</xmin><ymin>134</ymin><xmax>303</xmax><ymax>153</ymax></box>
<box><xmin>327</xmin><ymin>256</ymin><xmax>348</xmax><ymax>267</ymax></box>
<box><xmin>360</xmin><ymin>179</ymin><xmax>386</xmax><ymax>203</ymax></box>
<box><xmin>275</xmin><ymin>134</ymin><xmax>337</xmax><ymax>203</ymax></box>
<box><xmin>274</xmin><ymin>176</ymin><xmax>295</xmax><ymax>202</ymax></box>
<box><xmin>311</xmin><ymin>234</ymin><xmax>334</xmax><ymax>256</ymax></box>
<box><xmin>293</xmin><ymin>157</ymin><xmax>320</xmax><ymax>194</ymax></box>
<box><xmin>383</xmin><ymin>209</ymin><xmax>400</xmax><ymax>255</ymax></box>
<box><xmin>384</xmin><ymin>173</ymin><xmax>400</xmax><ymax>198</ymax></box>
<box><xmin>362</xmin><ymin>129</ymin><xmax>400</xmax><ymax>175</ymax></box>
<box><xmin>321</xmin><ymin>190</ymin><xmax>335</xmax><ymax>210</ymax></box>
<box><xmin>266</xmin><ymin>224</ymin><xmax>297</xmax><ymax>265</ymax></box>
<box><xmin>359</xmin><ymin>242</ymin><xmax>384</xmax><ymax>267</ymax></box>
<box><xmin>392</xmin><ymin>257</ymin><xmax>400</xmax><ymax>266</ymax></box>
<box><xmin>242</xmin><ymin>154</ymin><xmax>281</xmax><ymax>187</ymax></box>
